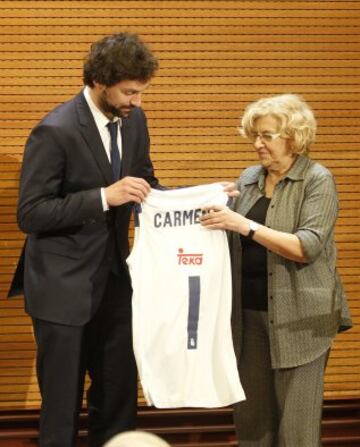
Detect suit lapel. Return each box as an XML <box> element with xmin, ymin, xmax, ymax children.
<box><xmin>74</xmin><ymin>92</ymin><xmax>114</xmax><ymax>185</ymax></box>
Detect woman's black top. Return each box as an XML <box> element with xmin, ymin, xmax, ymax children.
<box><xmin>240</xmin><ymin>196</ymin><xmax>271</xmax><ymax>311</ymax></box>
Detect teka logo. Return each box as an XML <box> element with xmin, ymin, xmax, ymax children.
<box><xmin>177</xmin><ymin>248</ymin><xmax>203</xmax><ymax>265</ymax></box>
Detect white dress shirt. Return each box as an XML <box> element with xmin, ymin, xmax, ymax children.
<box><xmin>83</xmin><ymin>86</ymin><xmax>122</xmax><ymax>211</ymax></box>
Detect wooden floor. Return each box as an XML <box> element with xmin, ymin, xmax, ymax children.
<box><xmin>1</xmin><ymin>400</ymin><xmax>360</xmax><ymax>446</ymax></box>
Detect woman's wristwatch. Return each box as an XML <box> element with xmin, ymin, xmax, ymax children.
<box><xmin>246</xmin><ymin>220</ymin><xmax>260</xmax><ymax>239</ymax></box>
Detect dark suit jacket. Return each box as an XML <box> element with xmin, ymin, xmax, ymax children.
<box><xmin>9</xmin><ymin>91</ymin><xmax>159</xmax><ymax>326</ymax></box>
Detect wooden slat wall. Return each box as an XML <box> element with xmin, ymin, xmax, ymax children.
<box><xmin>0</xmin><ymin>0</ymin><xmax>359</xmax><ymax>409</ymax></box>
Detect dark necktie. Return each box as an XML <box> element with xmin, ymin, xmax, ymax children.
<box><xmin>106</xmin><ymin>121</ymin><xmax>121</xmax><ymax>180</ymax></box>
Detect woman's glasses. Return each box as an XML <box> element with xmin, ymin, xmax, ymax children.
<box><xmin>248</xmin><ymin>132</ymin><xmax>282</xmax><ymax>143</ymax></box>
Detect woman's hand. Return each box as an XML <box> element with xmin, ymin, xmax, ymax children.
<box><xmin>221</xmin><ymin>182</ymin><xmax>240</xmax><ymax>198</ymax></box>
<box><xmin>200</xmin><ymin>205</ymin><xmax>249</xmax><ymax>234</ymax></box>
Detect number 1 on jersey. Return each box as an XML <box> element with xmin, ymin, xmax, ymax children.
<box><xmin>187</xmin><ymin>276</ymin><xmax>200</xmax><ymax>350</ymax></box>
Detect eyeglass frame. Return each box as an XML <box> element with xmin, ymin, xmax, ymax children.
<box><xmin>248</xmin><ymin>131</ymin><xmax>283</xmax><ymax>143</ymax></box>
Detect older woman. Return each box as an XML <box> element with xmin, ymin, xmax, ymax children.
<box><xmin>200</xmin><ymin>94</ymin><xmax>352</xmax><ymax>446</ymax></box>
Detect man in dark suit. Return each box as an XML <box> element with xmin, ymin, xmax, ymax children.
<box><xmin>14</xmin><ymin>33</ymin><xmax>159</xmax><ymax>447</ymax></box>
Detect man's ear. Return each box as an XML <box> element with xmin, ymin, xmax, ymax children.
<box><xmin>92</xmin><ymin>81</ymin><xmax>106</xmax><ymax>92</ymax></box>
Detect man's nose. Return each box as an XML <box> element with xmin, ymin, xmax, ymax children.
<box><xmin>130</xmin><ymin>93</ymin><xmax>142</xmax><ymax>107</ymax></box>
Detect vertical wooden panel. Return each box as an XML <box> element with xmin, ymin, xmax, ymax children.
<box><xmin>0</xmin><ymin>1</ymin><xmax>359</xmax><ymax>409</ymax></box>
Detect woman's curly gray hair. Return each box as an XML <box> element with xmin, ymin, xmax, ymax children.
<box><xmin>240</xmin><ymin>94</ymin><xmax>317</xmax><ymax>154</ymax></box>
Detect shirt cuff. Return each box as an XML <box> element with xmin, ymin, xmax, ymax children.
<box><xmin>100</xmin><ymin>187</ymin><xmax>109</xmax><ymax>211</ymax></box>
<box><xmin>295</xmin><ymin>229</ymin><xmax>321</xmax><ymax>263</ymax></box>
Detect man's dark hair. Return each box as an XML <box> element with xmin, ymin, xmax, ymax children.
<box><xmin>83</xmin><ymin>32</ymin><xmax>159</xmax><ymax>87</ymax></box>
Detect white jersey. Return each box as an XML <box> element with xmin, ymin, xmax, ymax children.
<box><xmin>127</xmin><ymin>183</ymin><xmax>245</xmax><ymax>408</ymax></box>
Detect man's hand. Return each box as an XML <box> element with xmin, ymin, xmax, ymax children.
<box><xmin>105</xmin><ymin>176</ymin><xmax>151</xmax><ymax>207</ymax></box>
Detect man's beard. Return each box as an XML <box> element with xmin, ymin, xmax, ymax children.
<box><xmin>99</xmin><ymin>90</ymin><xmax>129</xmax><ymax>118</ymax></box>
